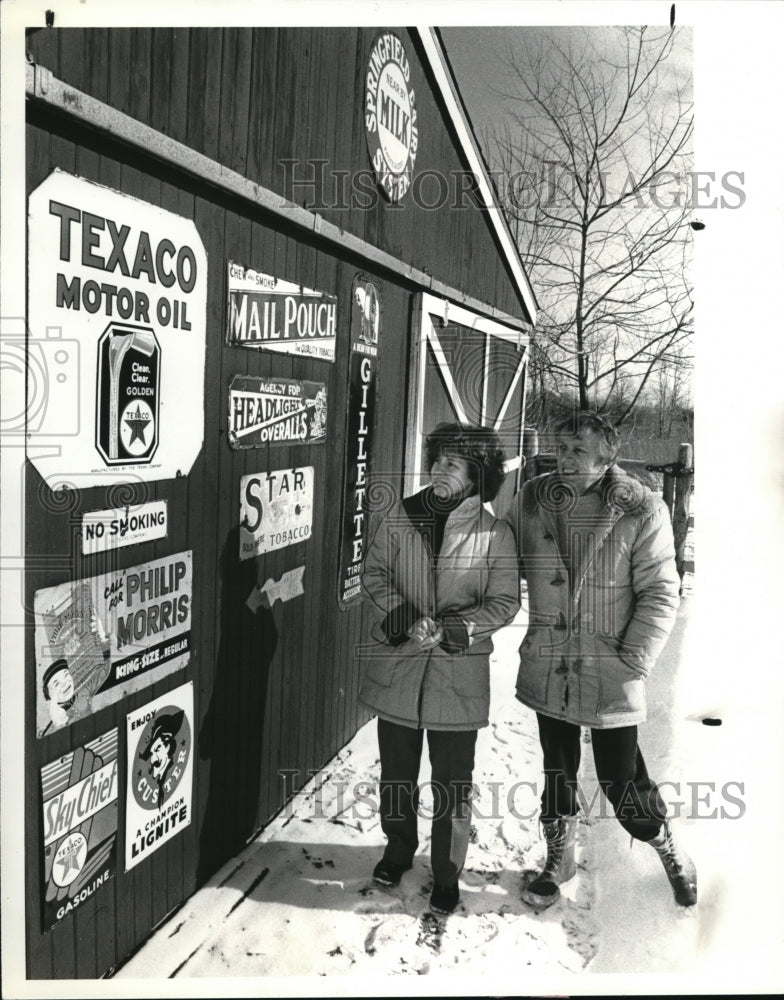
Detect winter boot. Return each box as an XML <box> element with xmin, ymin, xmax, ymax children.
<box><xmin>522</xmin><ymin>816</ymin><xmax>578</xmax><ymax>911</ymax></box>
<box><xmin>648</xmin><ymin>819</ymin><xmax>697</xmax><ymax>907</ymax></box>
<box><xmin>429</xmin><ymin>882</ymin><xmax>460</xmax><ymax>915</ymax></box>
<box><xmin>372</xmin><ymin>858</ymin><xmax>412</xmax><ymax>887</ymax></box>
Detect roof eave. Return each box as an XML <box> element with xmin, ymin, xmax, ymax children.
<box><xmin>415</xmin><ymin>26</ymin><xmax>538</xmax><ymax>327</ymax></box>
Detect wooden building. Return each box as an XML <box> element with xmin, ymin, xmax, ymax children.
<box><xmin>20</xmin><ymin>25</ymin><xmax>535</xmax><ymax>978</ymax></box>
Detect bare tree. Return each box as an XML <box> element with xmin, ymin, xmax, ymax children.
<box><xmin>489</xmin><ymin>26</ymin><xmax>694</xmax><ymax>425</ymax></box>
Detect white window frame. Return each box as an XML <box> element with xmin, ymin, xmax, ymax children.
<box><xmin>405</xmin><ymin>293</ymin><xmax>530</xmax><ymax>492</ymax></box>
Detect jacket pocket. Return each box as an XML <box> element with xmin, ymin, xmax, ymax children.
<box><xmin>595</xmin><ymin>636</ymin><xmax>645</xmax><ymax>715</ymax></box>
<box><xmin>361</xmin><ymin>649</ymin><xmax>399</xmax><ymax>689</ymax></box>
<box><xmin>516</xmin><ymin>629</ymin><xmax>553</xmax><ymax>707</ymax></box>
<box><xmin>450</xmin><ymin>654</ymin><xmax>489</xmax><ymax>699</ymax></box>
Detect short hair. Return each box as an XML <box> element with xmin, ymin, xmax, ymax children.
<box><xmin>424</xmin><ymin>422</ymin><xmax>507</xmax><ymax>502</ymax></box>
<box><xmin>554</xmin><ymin>411</ymin><xmax>620</xmax><ymax>464</ymax></box>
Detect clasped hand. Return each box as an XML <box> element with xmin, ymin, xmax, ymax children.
<box><xmin>407</xmin><ymin>616</ymin><xmax>443</xmax><ymax>648</ymax></box>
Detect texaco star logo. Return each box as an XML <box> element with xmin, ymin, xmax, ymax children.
<box><xmin>121</xmin><ymin>400</ymin><xmax>155</xmax><ymax>456</ymax></box>
<box><xmin>52</xmin><ymin>832</ymin><xmax>87</xmax><ymax>888</ymax></box>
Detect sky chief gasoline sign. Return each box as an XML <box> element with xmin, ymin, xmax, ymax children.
<box><xmin>365</xmin><ymin>32</ymin><xmax>419</xmax><ymax>202</ymax></box>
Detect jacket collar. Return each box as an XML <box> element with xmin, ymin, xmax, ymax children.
<box><xmin>596</xmin><ymin>465</ymin><xmax>657</xmax><ymax>516</ymax></box>
<box><xmin>448</xmin><ymin>493</ymin><xmax>482</xmax><ymax>521</ymax></box>
<box><xmin>403</xmin><ymin>486</ymin><xmax>481</xmax><ymax>521</ymax></box>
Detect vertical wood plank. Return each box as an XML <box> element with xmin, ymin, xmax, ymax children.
<box><xmin>219</xmin><ymin>28</ymin><xmax>253</xmax><ymax>178</ymax></box>
<box><xmin>57</xmin><ymin>27</ymin><xmax>87</xmax><ymax>92</ymax></box>
<box><xmin>149</xmin><ymin>28</ymin><xmax>173</xmax><ymax>136</ymax></box>
<box><xmin>107</xmin><ymin>30</ymin><xmax>132</xmax><ymax>117</ymax></box>
<box><xmin>84</xmin><ymin>28</ymin><xmax>110</xmax><ymax>105</ymax></box>
<box><xmin>189</xmin><ymin>194</ymin><xmax>225</xmax><ymax>883</ymax></box>
<box><xmin>25</xmin><ymin>122</ymin><xmax>79</xmax><ymax>981</ymax></box>
<box><xmin>196</xmin><ymin>29</ymin><xmax>224</xmax><ymax>161</ymax></box>
<box><xmin>167</xmin><ymin>29</ymin><xmax>191</xmax><ymax>146</ymax></box>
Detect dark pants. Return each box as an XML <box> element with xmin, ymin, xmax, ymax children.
<box><xmin>377</xmin><ymin>719</ymin><xmax>477</xmax><ymax>886</ymax></box>
<box><xmin>536</xmin><ymin>713</ymin><xmax>666</xmax><ymax>841</ymax></box>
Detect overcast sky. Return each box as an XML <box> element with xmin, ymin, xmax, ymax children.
<box><xmin>441</xmin><ymin>24</ymin><xmax>693</xmax><ymax>168</ymax></box>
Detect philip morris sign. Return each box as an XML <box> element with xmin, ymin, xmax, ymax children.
<box><xmin>226</xmin><ymin>261</ymin><xmax>337</xmax><ymax>362</ymax></box>
<box><xmin>34</xmin><ymin>552</ymin><xmax>192</xmax><ymax>737</ymax></box>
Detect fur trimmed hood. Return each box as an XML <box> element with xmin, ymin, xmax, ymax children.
<box><xmin>521</xmin><ymin>464</ymin><xmax>658</xmax><ymax>520</ymax></box>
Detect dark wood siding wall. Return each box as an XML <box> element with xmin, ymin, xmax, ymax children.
<box><xmin>27</xmin><ymin>27</ymin><xmax>526</xmax><ymax>321</ymax></box>
<box><xmin>24</xmin><ymin>26</ymin><xmax>529</xmax><ymax>979</ymax></box>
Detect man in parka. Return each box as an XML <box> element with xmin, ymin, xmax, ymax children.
<box><xmin>510</xmin><ymin>411</ymin><xmax>696</xmax><ymax>910</ymax></box>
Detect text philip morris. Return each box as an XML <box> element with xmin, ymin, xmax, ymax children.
<box><xmin>34</xmin><ymin>552</ymin><xmax>193</xmax><ymax>737</ymax></box>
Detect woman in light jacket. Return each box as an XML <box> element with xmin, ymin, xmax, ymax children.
<box><xmin>360</xmin><ymin>422</ymin><xmax>520</xmax><ymax>914</ymax></box>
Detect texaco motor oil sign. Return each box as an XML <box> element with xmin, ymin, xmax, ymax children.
<box><xmin>365</xmin><ymin>32</ymin><xmax>419</xmax><ymax>202</ymax></box>
<box><xmin>26</xmin><ymin>170</ymin><xmax>207</xmax><ymax>487</ymax></box>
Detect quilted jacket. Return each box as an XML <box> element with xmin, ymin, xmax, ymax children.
<box><xmin>359</xmin><ymin>489</ymin><xmax>520</xmax><ymax>731</ymax></box>
<box><xmin>509</xmin><ymin>467</ymin><xmax>681</xmax><ymax>729</ymax></box>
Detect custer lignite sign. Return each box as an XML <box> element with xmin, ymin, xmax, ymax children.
<box><xmin>365</xmin><ymin>32</ymin><xmax>419</xmax><ymax>203</ymax></box>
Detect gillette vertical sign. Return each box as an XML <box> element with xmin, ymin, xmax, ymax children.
<box><xmin>27</xmin><ymin>170</ymin><xmax>207</xmax><ymax>486</ymax></box>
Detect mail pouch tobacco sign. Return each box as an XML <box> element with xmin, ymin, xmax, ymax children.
<box><xmin>226</xmin><ymin>261</ymin><xmax>337</xmax><ymax>362</ymax></box>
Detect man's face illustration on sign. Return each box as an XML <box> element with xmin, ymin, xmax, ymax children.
<box><xmin>148</xmin><ymin>734</ymin><xmax>173</xmax><ymax>780</ymax></box>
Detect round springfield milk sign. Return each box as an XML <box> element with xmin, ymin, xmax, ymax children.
<box><xmin>365</xmin><ymin>32</ymin><xmax>419</xmax><ymax>202</ymax></box>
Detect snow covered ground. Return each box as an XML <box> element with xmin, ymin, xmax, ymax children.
<box><xmin>111</xmin><ymin>528</ymin><xmax>783</xmax><ymax>996</ymax></box>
